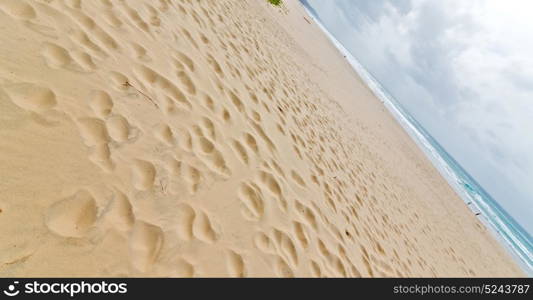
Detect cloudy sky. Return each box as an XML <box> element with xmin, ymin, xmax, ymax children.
<box><xmin>303</xmin><ymin>0</ymin><xmax>533</xmax><ymax>234</ymax></box>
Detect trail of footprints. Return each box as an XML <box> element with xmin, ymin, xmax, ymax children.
<box><xmin>43</xmin><ymin>187</ymin><xmax>219</xmax><ymax>274</ymax></box>
<box><xmin>0</xmin><ymin>0</ymin><xmax>494</xmax><ymax>277</ymax></box>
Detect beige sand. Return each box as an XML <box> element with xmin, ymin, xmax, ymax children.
<box><xmin>0</xmin><ymin>0</ymin><xmax>523</xmax><ymax>277</ymax></box>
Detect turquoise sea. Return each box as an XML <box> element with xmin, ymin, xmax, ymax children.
<box><xmin>300</xmin><ymin>1</ymin><xmax>533</xmax><ymax>276</ymax></box>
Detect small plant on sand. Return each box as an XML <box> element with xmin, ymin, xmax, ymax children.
<box><xmin>267</xmin><ymin>0</ymin><xmax>282</xmax><ymax>6</ymax></box>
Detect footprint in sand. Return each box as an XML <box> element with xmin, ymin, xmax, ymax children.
<box><xmin>128</xmin><ymin>42</ymin><xmax>151</xmax><ymax>61</ymax></box>
<box><xmin>4</xmin><ymin>82</ymin><xmax>57</xmax><ymax>113</ymax></box>
<box><xmin>237</xmin><ymin>182</ymin><xmax>264</xmax><ymax>222</ymax></box>
<box><xmin>69</xmin><ymin>50</ymin><xmax>97</xmax><ymax>71</ymax></box>
<box><xmin>175</xmin><ymin>203</ymin><xmax>196</xmax><ymax>241</ymax></box>
<box><xmin>200</xmin><ymin>93</ymin><xmax>216</xmax><ymax>112</ymax></box>
<box><xmin>89</xmin><ymin>90</ymin><xmax>113</xmax><ymax>118</ymax></box>
<box><xmin>292</xmin><ymin>221</ymin><xmax>310</xmax><ymax>249</ymax></box>
<box><xmin>192</xmin><ymin>210</ymin><xmax>217</xmax><ymax>244</ymax></box>
<box><xmin>153</xmin><ymin>123</ymin><xmax>175</xmax><ymax>146</ymax></box>
<box><xmin>64</xmin><ymin>0</ymin><xmax>81</xmax><ymax>9</ymax></box>
<box><xmin>242</xmin><ymin>132</ymin><xmax>259</xmax><ymax>155</ymax></box>
<box><xmin>176</xmin><ymin>129</ymin><xmax>193</xmax><ymax>153</ymax></box>
<box><xmin>206</xmin><ymin>53</ymin><xmax>224</xmax><ymax>77</ymax></box>
<box><xmin>76</xmin><ymin>117</ymin><xmax>110</xmax><ymax>147</ymax></box>
<box><xmin>106</xmin><ymin>115</ymin><xmax>132</xmax><ymax>143</ymax></box>
<box><xmin>41</xmin><ymin>42</ymin><xmax>71</xmax><ymax>69</ymax></box>
<box><xmin>250</xmin><ymin>121</ymin><xmax>277</xmax><ymax>152</ymax></box>
<box><xmin>182</xmin><ymin>163</ymin><xmax>200</xmax><ymax>194</ymax></box>
<box><xmin>226</xmin><ymin>250</ymin><xmax>246</xmax><ymax>277</ymax></box>
<box><xmin>294</xmin><ymin>200</ymin><xmax>318</xmax><ymax>230</ymax></box>
<box><xmin>108</xmin><ymin>71</ymin><xmax>129</xmax><ymax>91</ymax></box>
<box><xmin>198</xmin><ymin>148</ymin><xmax>230</xmax><ymax>178</ymax></box>
<box><xmin>0</xmin><ymin>0</ymin><xmax>36</xmax><ymax>21</ymax></box>
<box><xmin>230</xmin><ymin>139</ymin><xmax>249</xmax><ymax>166</ymax></box>
<box><xmin>67</xmin><ymin>10</ymin><xmax>119</xmax><ymax>51</ymax></box>
<box><xmin>175</xmin><ymin>51</ymin><xmax>195</xmax><ymax>72</ymax></box>
<box><xmin>68</xmin><ymin>30</ymin><xmax>107</xmax><ymax>59</ymax></box>
<box><xmin>274</xmin><ymin>256</ymin><xmax>294</xmax><ymax>278</ymax></box>
<box><xmin>176</xmin><ymin>71</ymin><xmax>196</xmax><ymax>95</ymax></box>
<box><xmin>101</xmin><ymin>10</ymin><xmax>123</xmax><ymax>28</ymax></box>
<box><xmin>199</xmin><ymin>117</ymin><xmax>216</xmax><ymax>140</ymax></box>
<box><xmin>253</xmin><ymin>231</ymin><xmax>276</xmax><ymax>255</ymax></box>
<box><xmin>268</xmin><ymin>228</ymin><xmax>299</xmax><ymax>268</ymax></box>
<box><xmin>120</xmin><ymin>6</ymin><xmax>150</xmax><ymax>33</ymax></box>
<box><xmin>173</xmin><ymin>258</ymin><xmax>195</xmax><ymax>277</ymax></box>
<box><xmin>131</xmin><ymin>159</ymin><xmax>156</xmax><ymax>191</ymax></box>
<box><xmin>290</xmin><ymin>170</ymin><xmax>307</xmax><ymax>187</ymax></box>
<box><xmin>102</xmin><ymin>189</ymin><xmax>134</xmax><ymax>231</ymax></box>
<box><xmin>310</xmin><ymin>260</ymin><xmax>323</xmax><ymax>277</ymax></box>
<box><xmin>89</xmin><ymin>143</ymin><xmax>114</xmax><ymax>172</ymax></box>
<box><xmin>45</xmin><ymin>190</ymin><xmax>97</xmax><ymax>238</ymax></box>
<box><xmin>175</xmin><ymin>203</ymin><xmax>217</xmax><ymax>244</ymax></box>
<box><xmin>257</xmin><ymin>171</ymin><xmax>287</xmax><ymax>213</ymax></box>
<box><xmin>228</xmin><ymin>91</ymin><xmax>244</xmax><ymax>114</ymax></box>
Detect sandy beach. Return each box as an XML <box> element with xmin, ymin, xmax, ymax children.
<box><xmin>0</xmin><ymin>0</ymin><xmax>523</xmax><ymax>277</ymax></box>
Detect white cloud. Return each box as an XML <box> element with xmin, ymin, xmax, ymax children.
<box><xmin>306</xmin><ymin>0</ymin><xmax>533</xmax><ymax>232</ymax></box>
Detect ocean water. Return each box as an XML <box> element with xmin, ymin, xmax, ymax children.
<box><xmin>300</xmin><ymin>1</ymin><xmax>533</xmax><ymax>276</ymax></box>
